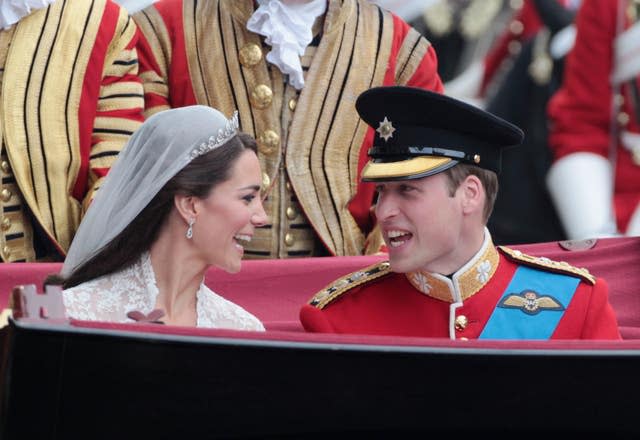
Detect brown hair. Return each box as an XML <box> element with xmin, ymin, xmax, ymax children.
<box><xmin>62</xmin><ymin>132</ymin><xmax>258</xmax><ymax>289</ymax></box>
<box><xmin>442</xmin><ymin>163</ymin><xmax>498</xmax><ymax>222</ymax></box>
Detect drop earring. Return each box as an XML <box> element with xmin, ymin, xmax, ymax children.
<box><xmin>186</xmin><ymin>218</ymin><xmax>195</xmax><ymax>239</ymax></box>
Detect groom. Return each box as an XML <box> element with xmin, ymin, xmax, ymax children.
<box><xmin>300</xmin><ymin>86</ymin><xmax>621</xmax><ymax>341</ymax></box>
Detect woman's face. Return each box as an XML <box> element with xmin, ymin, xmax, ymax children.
<box><xmin>193</xmin><ymin>149</ymin><xmax>267</xmax><ymax>273</ymax></box>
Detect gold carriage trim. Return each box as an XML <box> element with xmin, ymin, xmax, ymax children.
<box><xmin>497</xmin><ymin>246</ymin><xmax>596</xmax><ymax>285</ymax></box>
<box><xmin>308</xmin><ymin>261</ymin><xmax>393</xmax><ymax>309</ymax></box>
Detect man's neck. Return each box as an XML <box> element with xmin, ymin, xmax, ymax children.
<box><xmin>424</xmin><ymin>226</ymin><xmax>489</xmax><ymax>276</ymax></box>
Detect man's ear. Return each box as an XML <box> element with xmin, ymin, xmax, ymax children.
<box><xmin>174</xmin><ymin>194</ymin><xmax>198</xmax><ymax>222</ymax></box>
<box><xmin>460</xmin><ymin>174</ymin><xmax>484</xmax><ymax>215</ymax></box>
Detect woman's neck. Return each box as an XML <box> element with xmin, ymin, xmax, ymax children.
<box><xmin>149</xmin><ymin>230</ymin><xmax>207</xmax><ymax>326</ymax></box>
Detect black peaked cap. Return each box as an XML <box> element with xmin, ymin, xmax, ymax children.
<box><xmin>356</xmin><ymin>86</ymin><xmax>524</xmax><ymax>181</ymax></box>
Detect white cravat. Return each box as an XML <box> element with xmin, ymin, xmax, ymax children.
<box><xmin>247</xmin><ymin>0</ymin><xmax>326</xmax><ymax>90</ymax></box>
<box><xmin>0</xmin><ymin>0</ymin><xmax>55</xmax><ymax>30</ymax></box>
<box><xmin>113</xmin><ymin>0</ymin><xmax>157</xmax><ymax>13</ymax></box>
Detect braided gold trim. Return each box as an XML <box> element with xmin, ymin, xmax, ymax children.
<box><xmin>498</xmin><ymin>246</ymin><xmax>596</xmax><ymax>285</ymax></box>
<box><xmin>309</xmin><ymin>261</ymin><xmax>392</xmax><ymax>309</ymax></box>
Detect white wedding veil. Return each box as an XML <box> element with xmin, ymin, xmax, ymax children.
<box><xmin>61</xmin><ymin>105</ymin><xmax>239</xmax><ymax>277</ymax></box>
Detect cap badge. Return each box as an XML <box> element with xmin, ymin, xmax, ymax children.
<box><xmin>376</xmin><ymin>116</ymin><xmax>396</xmax><ymax>142</ymax></box>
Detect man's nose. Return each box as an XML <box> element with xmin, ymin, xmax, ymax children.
<box><xmin>375</xmin><ymin>193</ymin><xmax>399</xmax><ymax>221</ymax></box>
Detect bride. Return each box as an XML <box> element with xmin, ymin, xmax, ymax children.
<box><xmin>60</xmin><ymin>105</ymin><xmax>267</xmax><ymax>330</ymax></box>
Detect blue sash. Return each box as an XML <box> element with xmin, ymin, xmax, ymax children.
<box><xmin>479</xmin><ymin>266</ymin><xmax>580</xmax><ymax>340</ymax></box>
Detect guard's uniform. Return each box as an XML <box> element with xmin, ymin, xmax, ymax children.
<box><xmin>410</xmin><ymin>0</ymin><xmax>508</xmax><ymax>83</ymax></box>
<box><xmin>484</xmin><ymin>0</ymin><xmax>578</xmax><ymax>245</ymax></box>
<box><xmin>548</xmin><ymin>0</ymin><xmax>640</xmax><ymax>233</ymax></box>
<box><xmin>300</xmin><ymin>233</ymin><xmax>621</xmax><ymax>340</ymax></box>
<box><xmin>480</xmin><ymin>0</ymin><xmax>543</xmax><ymax>99</ymax></box>
<box><xmin>0</xmin><ymin>0</ymin><xmax>144</xmax><ymax>262</ymax></box>
<box><xmin>133</xmin><ymin>0</ymin><xmax>443</xmax><ymax>258</ymax></box>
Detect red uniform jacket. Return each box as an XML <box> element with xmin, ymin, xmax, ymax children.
<box><xmin>301</xmin><ymin>241</ymin><xmax>621</xmax><ymax>340</ymax></box>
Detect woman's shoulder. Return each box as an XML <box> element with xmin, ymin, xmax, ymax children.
<box><xmin>62</xmin><ymin>263</ymin><xmax>151</xmax><ymax>322</ymax></box>
<box><xmin>62</xmin><ymin>275</ymin><xmax>121</xmax><ymax>321</ymax></box>
<box><xmin>197</xmin><ymin>285</ymin><xmax>265</xmax><ymax>331</ymax></box>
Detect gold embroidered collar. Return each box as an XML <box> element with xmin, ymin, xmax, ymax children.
<box><xmin>405</xmin><ymin>230</ymin><xmax>500</xmax><ymax>303</ymax></box>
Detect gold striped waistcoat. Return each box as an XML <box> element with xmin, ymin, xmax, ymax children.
<box><xmin>0</xmin><ymin>0</ymin><xmax>142</xmax><ymax>262</ymax></box>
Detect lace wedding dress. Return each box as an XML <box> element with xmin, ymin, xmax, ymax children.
<box><xmin>62</xmin><ymin>252</ymin><xmax>265</xmax><ymax>331</ymax></box>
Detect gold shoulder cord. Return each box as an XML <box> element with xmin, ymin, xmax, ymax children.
<box><xmin>309</xmin><ymin>261</ymin><xmax>392</xmax><ymax>309</ymax></box>
<box><xmin>498</xmin><ymin>246</ymin><xmax>596</xmax><ymax>285</ymax></box>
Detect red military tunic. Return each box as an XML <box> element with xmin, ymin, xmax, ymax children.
<box><xmin>548</xmin><ymin>0</ymin><xmax>640</xmax><ymax>233</ymax></box>
<box><xmin>481</xmin><ymin>0</ymin><xmax>542</xmax><ymax>97</ymax></box>
<box><xmin>300</xmin><ymin>238</ymin><xmax>621</xmax><ymax>340</ymax></box>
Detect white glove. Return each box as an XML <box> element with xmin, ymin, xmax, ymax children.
<box><xmin>546</xmin><ymin>152</ymin><xmax>619</xmax><ymax>239</ymax></box>
<box><xmin>549</xmin><ymin>24</ymin><xmax>576</xmax><ymax>60</ymax></box>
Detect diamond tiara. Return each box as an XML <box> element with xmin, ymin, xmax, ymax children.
<box><xmin>189</xmin><ymin>110</ymin><xmax>239</xmax><ymax>159</ymax></box>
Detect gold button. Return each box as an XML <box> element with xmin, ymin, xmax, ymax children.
<box><xmin>2</xmin><ymin>245</ymin><xmax>10</xmax><ymax>257</ymax></box>
<box><xmin>250</xmin><ymin>84</ymin><xmax>273</xmax><ymax>109</ymax></box>
<box><xmin>1</xmin><ymin>188</ymin><xmax>11</xmax><ymax>202</ymax></box>
<box><xmin>288</xmin><ymin>97</ymin><xmax>297</xmax><ymax>112</ymax></box>
<box><xmin>473</xmin><ymin>154</ymin><xmax>481</xmax><ymax>164</ymax></box>
<box><xmin>507</xmin><ymin>41</ymin><xmax>521</xmax><ymax>55</ymax></box>
<box><xmin>0</xmin><ymin>160</ymin><xmax>9</xmax><ymax>173</ymax></box>
<box><xmin>239</xmin><ymin>43</ymin><xmax>262</xmax><ymax>67</ymax></box>
<box><xmin>262</xmin><ymin>172</ymin><xmax>271</xmax><ymax>190</ymax></box>
<box><xmin>618</xmin><ymin>112</ymin><xmax>630</xmax><ymax>126</ymax></box>
<box><xmin>257</xmin><ymin>130</ymin><xmax>280</xmax><ymax>155</ymax></box>
<box><xmin>1</xmin><ymin>217</ymin><xmax>10</xmax><ymax>231</ymax></box>
<box><xmin>286</xmin><ymin>206</ymin><xmax>297</xmax><ymax>220</ymax></box>
<box><xmin>284</xmin><ymin>232</ymin><xmax>295</xmax><ymax>247</ymax></box>
<box><xmin>509</xmin><ymin>20</ymin><xmax>524</xmax><ymax>35</ymax></box>
<box><xmin>454</xmin><ymin>315</ymin><xmax>468</xmax><ymax>331</ymax></box>
<box><xmin>285</xmin><ymin>181</ymin><xmax>292</xmax><ymax>192</ymax></box>
<box><xmin>614</xmin><ymin>94</ymin><xmax>625</xmax><ymax>107</ymax></box>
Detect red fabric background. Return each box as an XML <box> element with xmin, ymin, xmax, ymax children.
<box><xmin>3</xmin><ymin>236</ymin><xmax>640</xmax><ymax>339</ymax></box>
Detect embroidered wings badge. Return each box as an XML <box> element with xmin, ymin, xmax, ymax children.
<box><xmin>497</xmin><ymin>290</ymin><xmax>565</xmax><ymax>315</ymax></box>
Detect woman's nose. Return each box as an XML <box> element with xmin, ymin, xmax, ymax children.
<box><xmin>252</xmin><ymin>199</ymin><xmax>269</xmax><ymax>226</ymax></box>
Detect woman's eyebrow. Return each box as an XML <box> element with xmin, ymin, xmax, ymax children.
<box><xmin>239</xmin><ymin>184</ymin><xmax>261</xmax><ymax>191</ymax></box>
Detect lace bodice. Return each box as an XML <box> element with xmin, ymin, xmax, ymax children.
<box><xmin>62</xmin><ymin>253</ymin><xmax>265</xmax><ymax>331</ymax></box>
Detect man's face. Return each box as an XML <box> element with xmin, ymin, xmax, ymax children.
<box><xmin>374</xmin><ymin>173</ymin><xmax>465</xmax><ymax>274</ymax></box>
